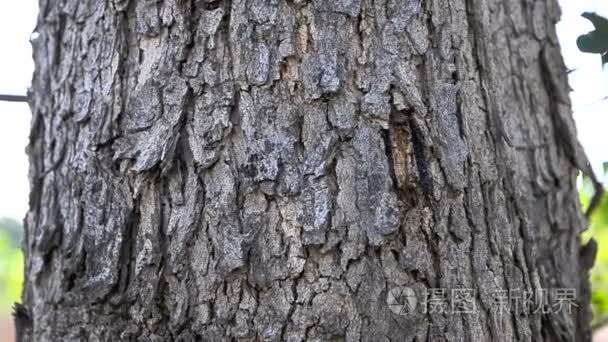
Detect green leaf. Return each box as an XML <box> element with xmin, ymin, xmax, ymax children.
<box><xmin>582</xmin><ymin>12</ymin><xmax>608</xmax><ymax>34</ymax></box>
<box><xmin>576</xmin><ymin>31</ymin><xmax>608</xmax><ymax>54</ymax></box>
<box><xmin>577</xmin><ymin>13</ymin><xmax>608</xmax><ymax>59</ymax></box>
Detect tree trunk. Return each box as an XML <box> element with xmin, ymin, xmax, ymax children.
<box><xmin>24</xmin><ymin>0</ymin><xmax>594</xmax><ymax>340</ymax></box>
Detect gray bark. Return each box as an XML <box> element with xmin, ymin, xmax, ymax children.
<box><xmin>24</xmin><ymin>0</ymin><xmax>594</xmax><ymax>341</ymax></box>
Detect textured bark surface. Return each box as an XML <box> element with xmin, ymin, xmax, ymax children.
<box><xmin>25</xmin><ymin>0</ymin><xmax>594</xmax><ymax>340</ymax></box>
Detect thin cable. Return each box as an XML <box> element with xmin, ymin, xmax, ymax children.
<box><xmin>0</xmin><ymin>94</ymin><xmax>28</xmax><ymax>102</ymax></box>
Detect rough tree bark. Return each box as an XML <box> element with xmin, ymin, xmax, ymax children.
<box><xmin>24</xmin><ymin>0</ymin><xmax>595</xmax><ymax>340</ymax></box>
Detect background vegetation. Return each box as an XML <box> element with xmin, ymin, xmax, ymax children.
<box><xmin>581</xmin><ymin>166</ymin><xmax>608</xmax><ymax>328</ymax></box>
<box><xmin>0</xmin><ymin>218</ymin><xmax>23</xmax><ymax>315</ymax></box>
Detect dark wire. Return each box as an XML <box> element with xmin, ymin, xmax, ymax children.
<box><xmin>0</xmin><ymin>94</ymin><xmax>28</xmax><ymax>102</ymax></box>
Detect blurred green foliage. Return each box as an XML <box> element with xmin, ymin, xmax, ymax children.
<box><xmin>580</xmin><ymin>167</ymin><xmax>608</xmax><ymax>329</ymax></box>
<box><xmin>0</xmin><ymin>217</ymin><xmax>23</xmax><ymax>314</ymax></box>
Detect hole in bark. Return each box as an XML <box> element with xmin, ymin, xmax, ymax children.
<box><xmin>381</xmin><ymin>128</ymin><xmax>399</xmax><ymax>188</ymax></box>
<box><xmin>204</xmin><ymin>1</ymin><xmax>221</xmax><ymax>10</ymax></box>
<box><xmin>455</xmin><ymin>95</ymin><xmax>465</xmax><ymax>138</ymax></box>
<box><xmin>390</xmin><ymin>249</ymin><xmax>399</xmax><ymax>261</ymax></box>
<box><xmin>409</xmin><ymin>119</ymin><xmax>433</xmax><ymax>195</ymax></box>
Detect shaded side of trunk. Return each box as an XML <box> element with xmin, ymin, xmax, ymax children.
<box><xmin>25</xmin><ymin>0</ymin><xmax>592</xmax><ymax>340</ymax></box>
